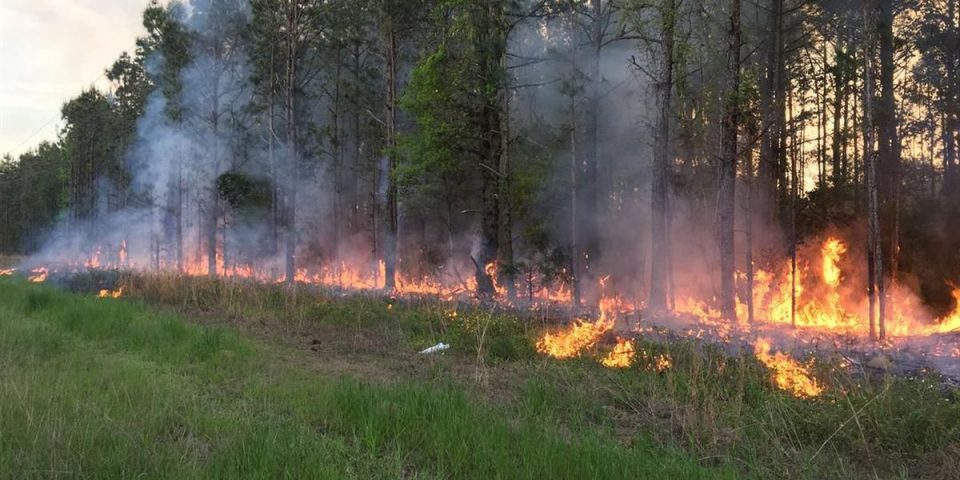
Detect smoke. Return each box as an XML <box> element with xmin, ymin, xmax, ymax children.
<box><xmin>18</xmin><ymin>1</ymin><xmax>960</xmax><ymax>377</ymax></box>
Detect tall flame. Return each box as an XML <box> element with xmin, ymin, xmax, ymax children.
<box><xmin>822</xmin><ymin>237</ymin><xmax>845</xmax><ymax>289</ymax></box>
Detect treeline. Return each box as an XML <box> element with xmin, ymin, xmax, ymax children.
<box><xmin>2</xmin><ymin>0</ymin><xmax>960</xmax><ymax>332</ymax></box>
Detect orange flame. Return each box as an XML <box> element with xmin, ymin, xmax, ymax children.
<box><xmin>601</xmin><ymin>337</ymin><xmax>635</xmax><ymax>368</ymax></box>
<box><xmin>639</xmin><ymin>351</ymin><xmax>673</xmax><ymax>373</ymax></box>
<box><xmin>29</xmin><ymin>268</ymin><xmax>48</xmax><ymax>283</ymax></box>
<box><xmin>652</xmin><ymin>353</ymin><xmax>672</xmax><ymax>372</ymax></box>
<box><xmin>97</xmin><ymin>288</ymin><xmax>123</xmax><ymax>299</ymax></box>
<box><xmin>535</xmin><ymin>295</ymin><xmax>621</xmax><ymax>359</ymax></box>
<box><xmin>822</xmin><ymin>237</ymin><xmax>845</xmax><ymax>288</ymax></box>
<box><xmin>0</xmin><ymin>268</ymin><xmax>14</xmax><ymax>276</ymax></box>
<box><xmin>754</xmin><ymin>337</ymin><xmax>823</xmax><ymax>398</ymax></box>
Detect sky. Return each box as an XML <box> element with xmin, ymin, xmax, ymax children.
<box><xmin>0</xmin><ymin>0</ymin><xmax>148</xmax><ymax>158</ymax></box>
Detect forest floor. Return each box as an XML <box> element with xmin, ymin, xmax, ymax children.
<box><xmin>2</xmin><ymin>273</ymin><xmax>960</xmax><ymax>479</ymax></box>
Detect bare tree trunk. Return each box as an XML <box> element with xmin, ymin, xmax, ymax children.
<box><xmin>947</xmin><ymin>0</ymin><xmax>959</xmax><ymax>194</ymax></box>
<box><xmin>568</xmin><ymin>7</ymin><xmax>581</xmax><ymax>312</ymax></box>
<box><xmin>208</xmin><ymin>77</ymin><xmax>221</xmax><ymax>278</ymax></box>
<box><xmin>877</xmin><ymin>0</ymin><xmax>898</xmax><ymax>339</ymax></box>
<box><xmin>284</xmin><ymin>4</ymin><xmax>299</xmax><ymax>286</ymax></box>
<box><xmin>333</xmin><ymin>41</ymin><xmax>344</xmax><ymax>282</ymax></box>
<box><xmin>832</xmin><ymin>40</ymin><xmax>844</xmax><ymax>186</ymax></box>
<box><xmin>745</xmin><ymin>113</ymin><xmax>758</xmax><ymax>324</ymax></box>
<box><xmin>718</xmin><ymin>0</ymin><xmax>741</xmax><ymax>322</ymax></box>
<box><xmin>268</xmin><ymin>45</ymin><xmax>280</xmax><ymax>258</ymax></box>
<box><xmin>789</xmin><ymin>87</ymin><xmax>798</xmax><ymax>328</ymax></box>
<box><xmin>580</xmin><ymin>0</ymin><xmax>604</xmax><ymax>303</ymax></box>
<box><xmin>863</xmin><ymin>0</ymin><xmax>883</xmax><ymax>340</ymax></box>
<box><xmin>176</xmin><ymin>144</ymin><xmax>184</xmax><ymax>272</ymax></box>
<box><xmin>499</xmin><ymin>81</ymin><xmax>516</xmax><ymax>299</ymax></box>
<box><xmin>474</xmin><ymin>2</ymin><xmax>505</xmax><ymax>299</ymax></box>
<box><xmin>570</xmin><ymin>97</ymin><xmax>581</xmax><ymax>312</ymax></box>
<box><xmin>383</xmin><ymin>16</ymin><xmax>399</xmax><ymax>291</ymax></box>
<box><xmin>648</xmin><ymin>0</ymin><xmax>676</xmax><ymax>311</ymax></box>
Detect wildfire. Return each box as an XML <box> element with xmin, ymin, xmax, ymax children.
<box><xmin>754</xmin><ymin>337</ymin><xmax>823</xmax><ymax>398</ymax></box>
<box><xmin>601</xmin><ymin>337</ymin><xmax>635</xmax><ymax>368</ymax></box>
<box><xmin>29</xmin><ymin>268</ymin><xmax>48</xmax><ymax>283</ymax></box>
<box><xmin>0</xmin><ymin>268</ymin><xmax>14</xmax><ymax>276</ymax></box>
<box><xmin>97</xmin><ymin>288</ymin><xmax>123</xmax><ymax>299</ymax></box>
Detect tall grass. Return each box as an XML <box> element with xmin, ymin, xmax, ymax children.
<box><xmin>16</xmin><ymin>272</ymin><xmax>960</xmax><ymax>478</ymax></box>
<box><xmin>0</xmin><ymin>279</ymin><xmax>728</xmax><ymax>479</ymax></box>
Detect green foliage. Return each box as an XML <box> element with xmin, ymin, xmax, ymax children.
<box><xmin>399</xmin><ymin>48</ymin><xmax>465</xmax><ymax>185</ymax></box>
<box><xmin>217</xmin><ymin>172</ymin><xmax>274</xmax><ymax>213</ymax></box>
<box><xmin>0</xmin><ymin>142</ymin><xmax>64</xmax><ymax>253</ymax></box>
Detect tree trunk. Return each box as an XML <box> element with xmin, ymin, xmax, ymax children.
<box><xmin>648</xmin><ymin>0</ymin><xmax>675</xmax><ymax>311</ymax></box>
<box><xmin>208</xmin><ymin>75</ymin><xmax>221</xmax><ymax>278</ymax></box>
<box><xmin>745</xmin><ymin>112</ymin><xmax>758</xmax><ymax>324</ymax></box>
<box><xmin>718</xmin><ymin>0</ymin><xmax>741</xmax><ymax>322</ymax></box>
<box><xmin>863</xmin><ymin>0</ymin><xmax>883</xmax><ymax>340</ymax></box>
<box><xmin>333</xmin><ymin>41</ymin><xmax>344</xmax><ymax>278</ymax></box>
<box><xmin>943</xmin><ymin>0</ymin><xmax>959</xmax><ymax>196</ymax></box>
<box><xmin>499</xmin><ymin>75</ymin><xmax>516</xmax><ymax>299</ymax></box>
<box><xmin>832</xmin><ymin>41</ymin><xmax>844</xmax><ymax>186</ymax></box>
<box><xmin>877</xmin><ymin>0</ymin><xmax>898</xmax><ymax>339</ymax></box>
<box><xmin>580</xmin><ymin>0</ymin><xmax>604</xmax><ymax>303</ymax></box>
<box><xmin>383</xmin><ymin>16</ymin><xmax>399</xmax><ymax>291</ymax></box>
<box><xmin>568</xmin><ymin>7</ymin><xmax>581</xmax><ymax>312</ymax></box>
<box><xmin>790</xmin><ymin>87</ymin><xmax>800</xmax><ymax>328</ymax></box>
<box><xmin>474</xmin><ymin>2</ymin><xmax>505</xmax><ymax>299</ymax></box>
<box><xmin>284</xmin><ymin>5</ymin><xmax>299</xmax><ymax>286</ymax></box>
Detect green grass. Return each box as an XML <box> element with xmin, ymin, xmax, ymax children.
<box><xmin>0</xmin><ymin>278</ymin><xmax>730</xmax><ymax>479</ymax></box>
<box><xmin>140</xmin><ymin>275</ymin><xmax>960</xmax><ymax>478</ymax></box>
<box><xmin>7</xmin><ymin>274</ymin><xmax>960</xmax><ymax>479</ymax></box>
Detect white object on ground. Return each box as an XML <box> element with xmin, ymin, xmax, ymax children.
<box><xmin>420</xmin><ymin>342</ymin><xmax>450</xmax><ymax>354</ymax></box>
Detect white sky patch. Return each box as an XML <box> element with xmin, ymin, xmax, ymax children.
<box><xmin>0</xmin><ymin>0</ymin><xmax>147</xmax><ymax>158</ymax></box>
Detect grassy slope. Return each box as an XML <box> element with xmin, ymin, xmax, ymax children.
<box><xmin>0</xmin><ymin>279</ymin><xmax>730</xmax><ymax>480</ymax></box>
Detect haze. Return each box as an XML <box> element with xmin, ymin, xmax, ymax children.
<box><xmin>0</xmin><ymin>0</ymin><xmax>146</xmax><ymax>157</ymax></box>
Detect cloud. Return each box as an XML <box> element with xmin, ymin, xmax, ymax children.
<box><xmin>0</xmin><ymin>0</ymin><xmax>147</xmax><ymax>157</ymax></box>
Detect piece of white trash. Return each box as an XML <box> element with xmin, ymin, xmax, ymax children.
<box><xmin>420</xmin><ymin>342</ymin><xmax>450</xmax><ymax>354</ymax></box>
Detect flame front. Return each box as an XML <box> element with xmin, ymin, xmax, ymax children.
<box><xmin>535</xmin><ymin>295</ymin><xmax>621</xmax><ymax>360</ymax></box>
<box><xmin>754</xmin><ymin>337</ymin><xmax>823</xmax><ymax>398</ymax></box>
<box><xmin>536</xmin><ymin>317</ymin><xmax>613</xmax><ymax>359</ymax></box>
